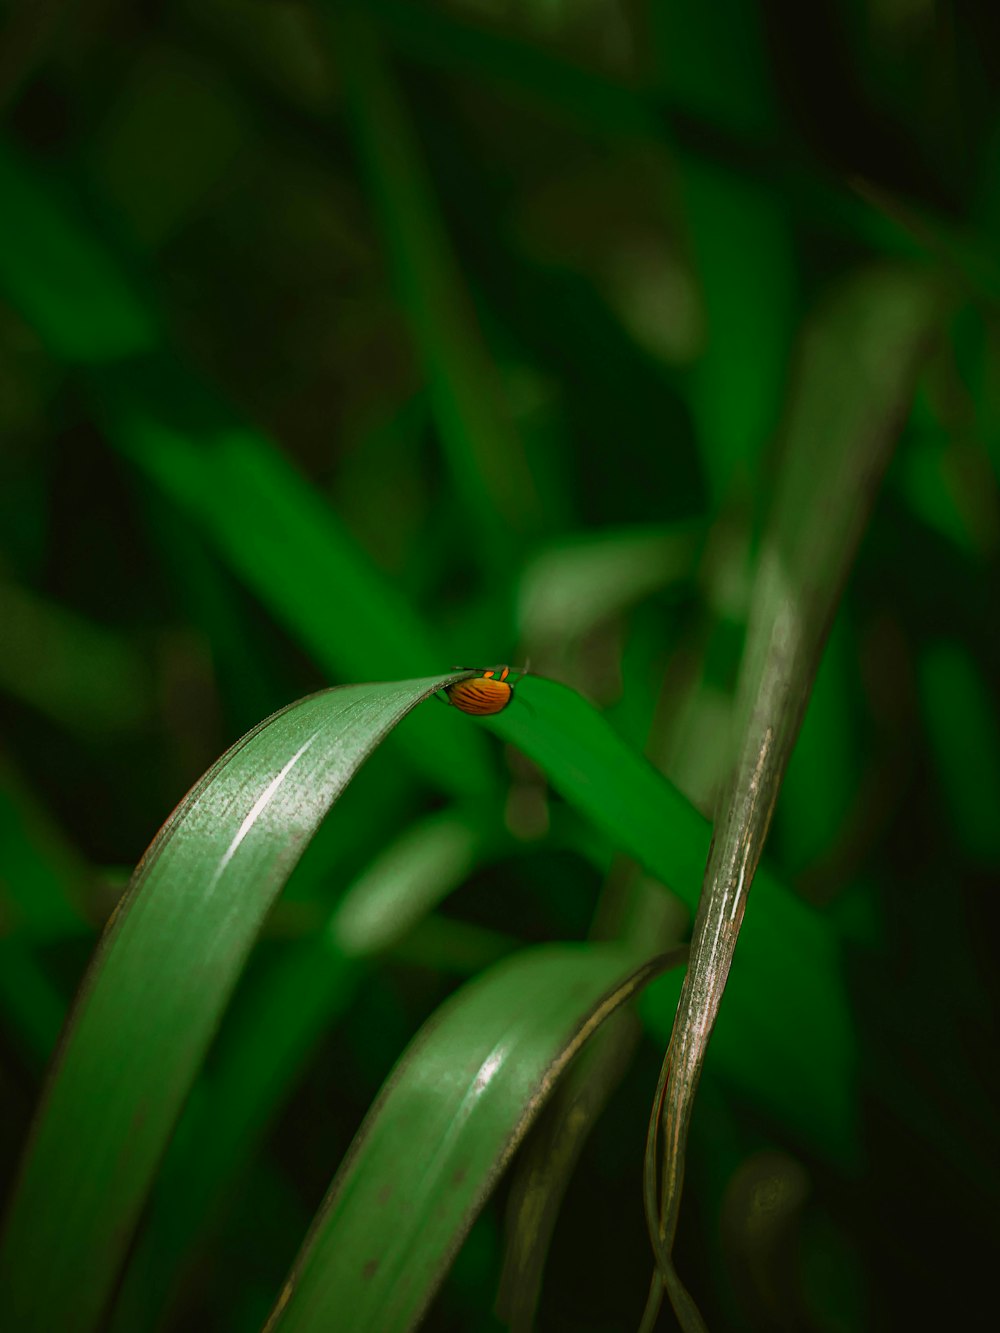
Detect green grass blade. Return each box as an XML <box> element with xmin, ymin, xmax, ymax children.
<box><xmin>328</xmin><ymin>8</ymin><xmax>538</xmax><ymax>552</ymax></box>
<box><xmin>496</xmin><ymin>1010</ymin><xmax>642</xmax><ymax>1332</ymax></box>
<box><xmin>497</xmin><ymin>878</ymin><xmax>684</xmax><ymax>1332</ymax></box>
<box><xmin>0</xmin><ymin>142</ymin><xmax>155</xmax><ymax>361</ymax></box>
<box><xmin>483</xmin><ymin>676</ymin><xmax>853</xmax><ymax>1156</ymax></box>
<box><xmin>107</xmin><ymin>938</ymin><xmax>363</xmax><ymax>1333</ymax></box>
<box><xmin>0</xmin><ymin>673</ymin><xmax>466</xmax><ymax>1333</ymax></box>
<box><xmin>486</xmin><ymin>676</ymin><xmax>710</xmax><ymax>906</ymax></box>
<box><xmin>645</xmin><ymin>266</ymin><xmax>942</xmax><ymax>1329</ymax></box>
<box><xmin>516</xmin><ymin>524</ymin><xmax>699</xmax><ymax>652</ymax></box>
<box><xmin>103</xmin><ymin>372</ymin><xmax>493</xmax><ymax>796</ymax></box>
<box><xmin>329</xmin><ymin>809</ymin><xmax>488</xmax><ymax>956</ymax></box>
<box><xmin>681</xmin><ymin>159</ymin><xmax>795</xmax><ymax>507</ymax></box>
<box><xmin>108</xmin><ymin>808</ymin><xmax>492</xmax><ymax>1333</ymax></box>
<box><xmin>264</xmin><ymin>941</ymin><xmax>686</xmax><ymax>1333</ymax></box>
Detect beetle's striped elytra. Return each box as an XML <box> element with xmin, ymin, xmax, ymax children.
<box><xmin>443</xmin><ymin>664</ymin><xmax>527</xmax><ymax>716</ymax></box>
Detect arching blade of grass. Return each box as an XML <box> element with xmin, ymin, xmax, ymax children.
<box><xmin>643</xmin><ymin>266</ymin><xmax>943</xmax><ymax>1332</ymax></box>
<box><xmin>264</xmin><ymin>941</ymin><xmax>686</xmax><ymax>1333</ymax></box>
<box><xmin>484</xmin><ymin>675</ymin><xmax>854</xmax><ymax>1159</ymax></box>
<box><xmin>0</xmin><ymin>673</ymin><xmax>470</xmax><ymax>1333</ymax></box>
<box><xmin>108</xmin><ymin>808</ymin><xmax>494</xmax><ymax>1333</ymax></box>
<box><xmin>498</xmin><ymin>878</ymin><xmax>684</xmax><ymax>1332</ymax></box>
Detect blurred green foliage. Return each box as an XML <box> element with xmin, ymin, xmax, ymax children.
<box><xmin>0</xmin><ymin>1</ymin><xmax>998</xmax><ymax>1330</ymax></box>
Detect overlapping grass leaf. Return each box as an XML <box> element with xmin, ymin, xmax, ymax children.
<box><xmin>0</xmin><ymin>674</ymin><xmax>467</xmax><ymax>1333</ymax></box>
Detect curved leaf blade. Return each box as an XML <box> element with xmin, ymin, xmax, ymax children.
<box><xmin>108</xmin><ymin>808</ymin><xmax>493</xmax><ymax>1333</ymax></box>
<box><xmin>485</xmin><ymin>675</ymin><xmax>855</xmax><ymax>1159</ymax></box>
<box><xmin>0</xmin><ymin>675</ymin><xmax>464</xmax><ymax>1333</ymax></box>
<box><xmin>265</xmin><ymin>942</ymin><xmax>685</xmax><ymax>1333</ymax></box>
<box><xmin>645</xmin><ymin>266</ymin><xmax>943</xmax><ymax>1329</ymax></box>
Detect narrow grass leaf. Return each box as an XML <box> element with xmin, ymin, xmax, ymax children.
<box><xmin>485</xmin><ymin>676</ymin><xmax>709</xmax><ymax>906</ymax></box>
<box><xmin>0</xmin><ymin>674</ymin><xmax>468</xmax><ymax>1333</ymax></box>
<box><xmin>0</xmin><ymin>143</ymin><xmax>156</xmax><ymax>362</ymax></box>
<box><xmin>109</xmin><ymin>808</ymin><xmax>491</xmax><ymax>1333</ymax></box>
<box><xmin>483</xmin><ymin>675</ymin><xmax>853</xmax><ymax>1158</ymax></box>
<box><xmin>644</xmin><ymin>266</ymin><xmax>942</xmax><ymax>1330</ymax></box>
<box><xmin>517</xmin><ymin>525</ymin><xmax>699</xmax><ymax>651</ymax></box>
<box><xmin>498</xmin><ymin>879</ymin><xmax>685</xmax><ymax>1332</ymax></box>
<box><xmin>330</xmin><ymin>809</ymin><xmax>487</xmax><ymax>956</ymax></box>
<box><xmin>103</xmin><ymin>373</ymin><xmax>493</xmax><ymax>796</ymax></box>
<box><xmin>108</xmin><ymin>939</ymin><xmax>363</xmax><ymax>1333</ymax></box>
<box><xmin>328</xmin><ymin>7</ymin><xmax>537</xmax><ymax>552</ymax></box>
<box><xmin>264</xmin><ymin>942</ymin><xmax>686</xmax><ymax>1333</ymax></box>
<box><xmin>681</xmin><ymin>160</ymin><xmax>794</xmax><ymax>508</ymax></box>
<box><xmin>497</xmin><ymin>1011</ymin><xmax>642</xmax><ymax>1333</ymax></box>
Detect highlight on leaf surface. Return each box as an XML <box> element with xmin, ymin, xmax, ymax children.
<box><xmin>263</xmin><ymin>942</ymin><xmax>686</xmax><ymax>1333</ymax></box>
<box><xmin>0</xmin><ymin>675</ymin><xmax>471</xmax><ymax>1333</ymax></box>
<box><xmin>106</xmin><ymin>806</ymin><xmax>495</xmax><ymax>1333</ymax></box>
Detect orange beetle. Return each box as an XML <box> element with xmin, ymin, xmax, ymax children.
<box><xmin>444</xmin><ymin>665</ymin><xmax>527</xmax><ymax>716</ymax></box>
